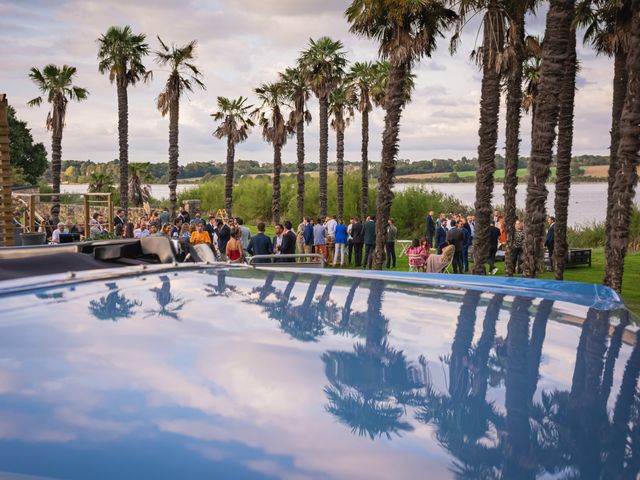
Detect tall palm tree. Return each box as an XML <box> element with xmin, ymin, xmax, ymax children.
<box><xmin>280</xmin><ymin>67</ymin><xmax>312</xmax><ymax>221</ymax></box>
<box><xmin>522</xmin><ymin>0</ymin><xmax>576</xmax><ymax>278</ymax></box>
<box><xmin>576</xmin><ymin>0</ymin><xmax>633</xmax><ymax>263</ymax></box>
<box><xmin>347</xmin><ymin>0</ymin><xmax>456</xmax><ymax>269</ymax></box>
<box><xmin>212</xmin><ymin>96</ymin><xmax>254</xmax><ymax>217</ymax></box>
<box><xmin>155</xmin><ymin>37</ymin><xmax>205</xmax><ymax>220</ymax></box>
<box><xmin>521</xmin><ymin>35</ymin><xmax>543</xmax><ymax>122</ymax></box>
<box><xmin>27</xmin><ymin>64</ymin><xmax>88</xmax><ymax>223</ymax></box>
<box><xmin>347</xmin><ymin>61</ymin><xmax>378</xmax><ymax>218</ymax></box>
<box><xmin>604</xmin><ymin>2</ymin><xmax>640</xmax><ymax>292</ymax></box>
<box><xmin>253</xmin><ymin>82</ymin><xmax>293</xmax><ymax>224</ymax></box>
<box><xmin>370</xmin><ymin>60</ymin><xmax>417</xmax><ymax>109</ymax></box>
<box><xmin>451</xmin><ymin>0</ymin><xmax>510</xmax><ymax>275</ymax></box>
<box><xmin>329</xmin><ymin>84</ymin><xmax>355</xmax><ymax>218</ymax></box>
<box><xmin>553</xmin><ymin>25</ymin><xmax>578</xmax><ymax>280</ymax></box>
<box><xmin>97</xmin><ymin>26</ymin><xmax>150</xmax><ymax>223</ymax></box>
<box><xmin>503</xmin><ymin>2</ymin><xmax>528</xmax><ymax>277</ymax></box>
<box><xmin>87</xmin><ymin>171</ymin><xmax>115</xmax><ymax>194</ymax></box>
<box><xmin>299</xmin><ymin>37</ymin><xmax>348</xmax><ymax>218</ymax></box>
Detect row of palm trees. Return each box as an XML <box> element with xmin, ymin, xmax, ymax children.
<box><xmin>26</xmin><ymin>0</ymin><xmax>639</xmax><ymax>294</ymax></box>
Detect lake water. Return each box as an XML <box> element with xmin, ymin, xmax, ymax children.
<box><xmin>62</xmin><ymin>182</ymin><xmax>639</xmax><ymax>227</ymax></box>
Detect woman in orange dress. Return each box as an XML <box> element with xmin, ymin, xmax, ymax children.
<box><xmin>189</xmin><ymin>222</ymin><xmax>211</xmax><ymax>245</ymax></box>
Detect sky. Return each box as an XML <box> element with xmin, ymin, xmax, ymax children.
<box><xmin>0</xmin><ymin>0</ymin><xmax>615</xmax><ymax>165</ymax></box>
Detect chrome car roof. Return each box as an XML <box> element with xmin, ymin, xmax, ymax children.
<box><xmin>0</xmin><ymin>264</ymin><xmax>637</xmax><ymax>479</ymax></box>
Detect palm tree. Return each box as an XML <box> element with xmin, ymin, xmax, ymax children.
<box><xmin>451</xmin><ymin>1</ymin><xmax>510</xmax><ymax>275</ymax></box>
<box><xmin>253</xmin><ymin>82</ymin><xmax>293</xmax><ymax>224</ymax></box>
<box><xmin>128</xmin><ymin>162</ymin><xmax>152</xmax><ymax>207</ymax></box>
<box><xmin>553</xmin><ymin>25</ymin><xmax>578</xmax><ymax>280</ymax></box>
<box><xmin>522</xmin><ymin>0</ymin><xmax>576</xmax><ymax>278</ymax></box>
<box><xmin>370</xmin><ymin>60</ymin><xmax>417</xmax><ymax>109</ymax></box>
<box><xmin>604</xmin><ymin>3</ymin><xmax>640</xmax><ymax>292</ymax></box>
<box><xmin>299</xmin><ymin>37</ymin><xmax>348</xmax><ymax>218</ymax></box>
<box><xmin>146</xmin><ymin>275</ymin><xmax>187</xmax><ymax>320</ymax></box>
<box><xmin>347</xmin><ymin>61</ymin><xmax>378</xmax><ymax>218</ymax></box>
<box><xmin>503</xmin><ymin>2</ymin><xmax>528</xmax><ymax>277</ymax></box>
<box><xmin>280</xmin><ymin>67</ymin><xmax>312</xmax><ymax>221</ymax></box>
<box><xmin>329</xmin><ymin>84</ymin><xmax>355</xmax><ymax>218</ymax></box>
<box><xmin>87</xmin><ymin>171</ymin><xmax>115</xmax><ymax>194</ymax></box>
<box><xmin>27</xmin><ymin>64</ymin><xmax>88</xmax><ymax>223</ymax></box>
<box><xmin>576</xmin><ymin>0</ymin><xmax>633</xmax><ymax>264</ymax></box>
<box><xmin>521</xmin><ymin>35</ymin><xmax>543</xmax><ymax>122</ymax></box>
<box><xmin>155</xmin><ymin>37</ymin><xmax>205</xmax><ymax>220</ymax></box>
<box><xmin>88</xmin><ymin>282</ymin><xmax>140</xmax><ymax>321</ymax></box>
<box><xmin>212</xmin><ymin>96</ymin><xmax>254</xmax><ymax>217</ymax></box>
<box><xmin>346</xmin><ymin>0</ymin><xmax>456</xmax><ymax>269</ymax></box>
<box><xmin>97</xmin><ymin>26</ymin><xmax>150</xmax><ymax>223</ymax></box>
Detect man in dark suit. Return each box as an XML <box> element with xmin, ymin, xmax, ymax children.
<box><xmin>217</xmin><ymin>220</ymin><xmax>231</xmax><ymax>260</ymax></box>
<box><xmin>426</xmin><ymin>210</ymin><xmax>436</xmax><ymax>248</ymax></box>
<box><xmin>363</xmin><ymin>216</ymin><xmax>376</xmax><ymax>269</ymax></box>
<box><xmin>247</xmin><ymin>222</ymin><xmax>273</xmax><ymax>262</ymax></box>
<box><xmin>488</xmin><ymin>221</ymin><xmax>502</xmax><ymax>274</ymax></box>
<box><xmin>351</xmin><ymin>217</ymin><xmax>364</xmax><ymax>267</ymax></box>
<box><xmin>545</xmin><ymin>216</ymin><xmax>556</xmax><ymax>270</ymax></box>
<box><xmin>435</xmin><ymin>222</ymin><xmax>447</xmax><ymax>254</ymax></box>
<box><xmin>446</xmin><ymin>221</ymin><xmax>464</xmax><ymax>274</ymax></box>
<box><xmin>280</xmin><ymin>220</ymin><xmax>297</xmax><ymax>262</ymax></box>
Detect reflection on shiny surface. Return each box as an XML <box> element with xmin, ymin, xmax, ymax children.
<box><xmin>0</xmin><ymin>267</ymin><xmax>638</xmax><ymax>479</ymax></box>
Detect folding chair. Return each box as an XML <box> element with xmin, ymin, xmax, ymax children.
<box><xmin>408</xmin><ymin>254</ymin><xmax>425</xmax><ymax>272</ymax></box>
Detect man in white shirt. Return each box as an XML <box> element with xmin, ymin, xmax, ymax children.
<box><xmin>134</xmin><ymin>222</ymin><xmax>151</xmax><ymax>239</ymax></box>
<box><xmin>51</xmin><ymin>223</ymin><xmax>66</xmax><ymax>243</ymax></box>
<box><xmin>237</xmin><ymin>218</ymin><xmax>252</xmax><ymax>250</ymax></box>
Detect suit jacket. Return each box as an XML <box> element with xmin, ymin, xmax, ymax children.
<box><xmin>114</xmin><ymin>216</ymin><xmax>125</xmax><ymax>228</ymax></box>
<box><xmin>427</xmin><ymin>216</ymin><xmax>436</xmax><ymax>234</ymax></box>
<box><xmin>446</xmin><ymin>228</ymin><xmax>464</xmax><ymax>251</ymax></box>
<box><xmin>545</xmin><ymin>223</ymin><xmax>555</xmax><ymax>249</ymax></box>
<box><xmin>489</xmin><ymin>226</ymin><xmax>501</xmax><ymax>251</ymax></box>
<box><xmin>303</xmin><ymin>223</ymin><xmax>314</xmax><ymax>245</ymax></box>
<box><xmin>248</xmin><ymin>233</ymin><xmax>273</xmax><ymax>261</ymax></box>
<box><xmin>363</xmin><ymin>220</ymin><xmax>376</xmax><ymax>245</ymax></box>
<box><xmin>351</xmin><ymin>223</ymin><xmax>364</xmax><ymax>244</ymax></box>
<box><xmin>435</xmin><ymin>226</ymin><xmax>447</xmax><ymax>249</ymax></box>
<box><xmin>218</xmin><ymin>224</ymin><xmax>231</xmax><ymax>252</ymax></box>
<box><xmin>280</xmin><ymin>230</ymin><xmax>297</xmax><ymax>261</ymax></box>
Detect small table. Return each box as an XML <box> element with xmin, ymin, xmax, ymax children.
<box><xmin>398</xmin><ymin>240</ymin><xmax>412</xmax><ymax>256</ymax></box>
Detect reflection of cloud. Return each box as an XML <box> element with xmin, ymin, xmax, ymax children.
<box><xmin>0</xmin><ymin>412</ymin><xmax>75</xmax><ymax>443</ymax></box>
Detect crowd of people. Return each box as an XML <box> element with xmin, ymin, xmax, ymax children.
<box><xmin>33</xmin><ymin>204</ymin><xmax>555</xmax><ymax>276</ymax></box>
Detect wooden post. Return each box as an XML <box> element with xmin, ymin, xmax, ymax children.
<box><xmin>108</xmin><ymin>193</ymin><xmax>114</xmax><ymax>233</ymax></box>
<box><xmin>0</xmin><ymin>94</ymin><xmax>15</xmax><ymax>246</ymax></box>
<box><xmin>28</xmin><ymin>194</ymin><xmax>35</xmax><ymax>233</ymax></box>
<box><xmin>83</xmin><ymin>194</ymin><xmax>90</xmax><ymax>239</ymax></box>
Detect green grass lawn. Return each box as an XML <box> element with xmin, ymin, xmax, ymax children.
<box><xmin>429</xmin><ymin>167</ymin><xmax>555</xmax><ymax>180</ymax></box>
<box><xmin>246</xmin><ymin>224</ymin><xmax>639</xmax><ymax>316</ymax></box>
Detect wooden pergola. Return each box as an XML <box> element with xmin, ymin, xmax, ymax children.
<box><xmin>0</xmin><ymin>94</ymin><xmax>14</xmax><ymax>246</ymax></box>
<box><xmin>14</xmin><ymin>192</ymin><xmax>114</xmax><ymax>235</ymax></box>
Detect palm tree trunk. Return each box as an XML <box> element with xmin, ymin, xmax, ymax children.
<box><xmin>605</xmin><ymin>37</ymin><xmax>630</xmax><ymax>262</ymax></box>
<box><xmin>522</xmin><ymin>0</ymin><xmax>575</xmax><ymax>278</ymax></box>
<box><xmin>504</xmin><ymin>9</ymin><xmax>525</xmax><ymax>277</ymax></box>
<box><xmin>50</xmin><ymin>125</ymin><xmax>62</xmax><ymax>224</ymax></box>
<box><xmin>361</xmin><ymin>108</ymin><xmax>369</xmax><ymax>219</ymax></box>
<box><xmin>449</xmin><ymin>290</ymin><xmax>481</xmax><ymax>400</ymax></box>
<box><xmin>373</xmin><ymin>62</ymin><xmax>407</xmax><ymax>269</ymax></box>
<box><xmin>319</xmin><ymin>95</ymin><xmax>329</xmax><ymax>218</ymax></box>
<box><xmin>272</xmin><ymin>142</ymin><xmax>282</xmax><ymax>224</ymax></box>
<box><xmin>604</xmin><ymin>5</ymin><xmax>640</xmax><ymax>292</ymax></box>
<box><xmin>296</xmin><ymin>117</ymin><xmax>305</xmax><ymax>221</ymax></box>
<box><xmin>224</xmin><ymin>136</ymin><xmax>235</xmax><ymax>217</ymax></box>
<box><xmin>472</xmin><ymin>7</ymin><xmax>503</xmax><ymax>275</ymax></box>
<box><xmin>553</xmin><ymin>28</ymin><xmax>577</xmax><ymax>280</ymax></box>
<box><xmin>336</xmin><ymin>127</ymin><xmax>345</xmax><ymax>218</ymax></box>
<box><xmin>471</xmin><ymin>294</ymin><xmax>503</xmax><ymax>401</ymax></box>
<box><xmin>526</xmin><ymin>299</ymin><xmax>553</xmax><ymax>403</ymax></box>
<box><xmin>117</xmin><ymin>80</ymin><xmax>129</xmax><ymax>222</ymax></box>
<box><xmin>168</xmin><ymin>97</ymin><xmax>179</xmax><ymax>220</ymax></box>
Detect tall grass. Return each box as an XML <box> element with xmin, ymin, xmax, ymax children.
<box><xmin>568</xmin><ymin>207</ymin><xmax>640</xmax><ymax>251</ymax></box>
<box><xmin>179</xmin><ymin>173</ymin><xmax>468</xmax><ymax>238</ymax></box>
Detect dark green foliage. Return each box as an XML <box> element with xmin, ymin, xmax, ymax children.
<box><xmin>7</xmin><ymin>106</ymin><xmax>48</xmax><ymax>184</ymax></box>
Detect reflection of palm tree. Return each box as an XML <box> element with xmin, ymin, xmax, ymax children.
<box><xmin>146</xmin><ymin>275</ymin><xmax>187</xmax><ymax>320</ymax></box>
<box><xmin>329</xmin><ymin>278</ymin><xmax>362</xmax><ymax>337</ymax></box>
<box><xmin>600</xmin><ymin>309</ymin><xmax>630</xmax><ymax>406</ymax></box>
<box><xmin>204</xmin><ymin>270</ymin><xmax>237</xmax><ymax>298</ymax></box>
<box><xmin>449</xmin><ymin>291</ymin><xmax>482</xmax><ymax>400</ymax></box>
<box><xmin>323</xmin><ymin>280</ymin><xmax>425</xmax><ymax>439</ymax></box>
<box><xmin>275</xmin><ymin>276</ymin><xmax>325</xmax><ymax>342</ymax></box>
<box><xmin>526</xmin><ymin>299</ymin><xmax>554</xmax><ymax>403</ymax></box>
<box><xmin>89</xmin><ymin>282</ymin><xmax>140</xmax><ymax>321</ymax></box>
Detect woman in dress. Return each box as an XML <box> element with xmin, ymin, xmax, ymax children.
<box><xmin>226</xmin><ymin>227</ymin><xmax>244</xmax><ymax>263</ymax></box>
<box><xmin>406</xmin><ymin>239</ymin><xmax>427</xmax><ymax>271</ymax></box>
<box><xmin>189</xmin><ymin>221</ymin><xmax>212</xmax><ymax>246</ymax></box>
<box><xmin>425</xmin><ymin>242</ymin><xmax>456</xmax><ymax>273</ymax></box>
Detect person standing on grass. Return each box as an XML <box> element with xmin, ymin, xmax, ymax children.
<box><xmin>511</xmin><ymin>220</ymin><xmax>525</xmax><ymax>274</ymax></box>
<box><xmin>313</xmin><ymin>218</ymin><xmax>327</xmax><ymax>262</ymax></box>
<box><xmin>351</xmin><ymin>217</ymin><xmax>364</xmax><ymax>267</ymax></box>
<box><xmin>280</xmin><ymin>220</ymin><xmax>297</xmax><ymax>262</ymax></box>
<box><xmin>159</xmin><ymin>207</ymin><xmax>170</xmax><ymax>226</ymax></box>
<box><xmin>247</xmin><ymin>222</ymin><xmax>273</xmax><ymax>263</ymax></box>
<box><xmin>487</xmin><ymin>221</ymin><xmax>501</xmax><ymax>275</ymax></box>
<box><xmin>303</xmin><ymin>217</ymin><xmax>314</xmax><ymax>261</ymax></box>
<box><xmin>325</xmin><ymin>215</ymin><xmax>337</xmax><ymax>265</ymax></box>
<box><xmin>545</xmin><ymin>216</ymin><xmax>555</xmax><ymax>270</ymax></box>
<box><xmin>296</xmin><ymin>220</ymin><xmax>305</xmax><ymax>257</ymax></box>
<box><xmin>273</xmin><ymin>223</ymin><xmax>284</xmax><ymax>256</ymax></box>
<box><xmin>363</xmin><ymin>215</ymin><xmax>376</xmax><ymax>270</ymax></box>
<box><xmin>461</xmin><ymin>217</ymin><xmax>471</xmax><ymax>273</ymax></box>
<box><xmin>386</xmin><ymin>218</ymin><xmax>398</xmax><ymax>269</ymax></box>
<box><xmin>446</xmin><ymin>220</ymin><xmax>464</xmax><ymax>274</ymax></box>
<box><xmin>435</xmin><ymin>221</ymin><xmax>447</xmax><ymax>254</ymax></box>
<box><xmin>333</xmin><ymin>217</ymin><xmax>348</xmax><ymax>267</ymax></box>
<box><xmin>217</xmin><ymin>220</ymin><xmax>231</xmax><ymax>261</ymax></box>
<box><xmin>237</xmin><ymin>218</ymin><xmax>252</xmax><ymax>250</ymax></box>
<box><xmin>426</xmin><ymin>210</ymin><xmax>436</xmax><ymax>248</ymax></box>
